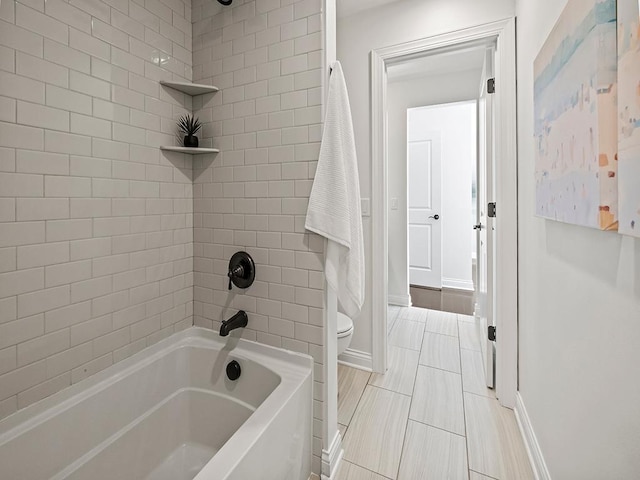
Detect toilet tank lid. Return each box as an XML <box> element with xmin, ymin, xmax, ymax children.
<box><xmin>337</xmin><ymin>312</ymin><xmax>353</xmax><ymax>334</ymax></box>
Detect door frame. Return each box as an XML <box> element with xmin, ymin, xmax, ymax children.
<box><xmin>477</xmin><ymin>46</ymin><xmax>496</xmax><ymax>389</ymax></box>
<box><xmin>370</xmin><ymin>17</ymin><xmax>518</xmax><ymax>407</ymax></box>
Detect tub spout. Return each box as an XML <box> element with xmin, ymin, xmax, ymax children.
<box><xmin>220</xmin><ymin>310</ymin><xmax>248</xmax><ymax>336</ymax></box>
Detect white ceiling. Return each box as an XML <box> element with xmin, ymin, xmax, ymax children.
<box><xmin>387</xmin><ymin>48</ymin><xmax>485</xmax><ymax>82</ymax></box>
<box><xmin>337</xmin><ymin>0</ymin><xmax>405</xmax><ymax>18</ymax></box>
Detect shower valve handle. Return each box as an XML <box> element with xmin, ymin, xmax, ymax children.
<box><xmin>228</xmin><ymin>265</ymin><xmax>245</xmax><ymax>290</ymax></box>
<box><xmin>227</xmin><ymin>252</ymin><xmax>256</xmax><ymax>291</ymax></box>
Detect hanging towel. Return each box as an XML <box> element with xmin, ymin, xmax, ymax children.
<box><xmin>305</xmin><ymin>61</ymin><xmax>364</xmax><ymax>318</ymax></box>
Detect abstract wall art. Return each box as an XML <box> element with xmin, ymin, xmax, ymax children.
<box><xmin>617</xmin><ymin>0</ymin><xmax>640</xmax><ymax>237</ymax></box>
<box><xmin>534</xmin><ymin>0</ymin><xmax>618</xmax><ymax>230</ymax></box>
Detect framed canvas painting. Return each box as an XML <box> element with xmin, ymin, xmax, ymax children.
<box><xmin>618</xmin><ymin>0</ymin><xmax>640</xmax><ymax>236</ymax></box>
<box><xmin>534</xmin><ymin>0</ymin><xmax>618</xmax><ymax>230</ymax></box>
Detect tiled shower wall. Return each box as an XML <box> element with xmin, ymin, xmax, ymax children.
<box><xmin>190</xmin><ymin>0</ymin><xmax>325</xmax><ymax>471</ymax></box>
<box><xmin>0</xmin><ymin>0</ymin><xmax>195</xmax><ymax>419</ymax></box>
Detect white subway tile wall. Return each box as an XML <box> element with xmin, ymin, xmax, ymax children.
<box><xmin>190</xmin><ymin>0</ymin><xmax>324</xmax><ymax>472</ymax></box>
<box><xmin>0</xmin><ymin>0</ymin><xmax>196</xmax><ymax>418</ymax></box>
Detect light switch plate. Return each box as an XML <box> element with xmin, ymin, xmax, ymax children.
<box><xmin>361</xmin><ymin>198</ymin><xmax>370</xmax><ymax>216</ymax></box>
<box><xmin>390</xmin><ymin>197</ymin><xmax>398</xmax><ymax>210</ymax></box>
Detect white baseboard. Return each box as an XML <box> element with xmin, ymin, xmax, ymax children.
<box><xmin>442</xmin><ymin>277</ymin><xmax>475</xmax><ymax>291</ymax></box>
<box><xmin>514</xmin><ymin>392</ymin><xmax>551</xmax><ymax>480</ymax></box>
<box><xmin>338</xmin><ymin>348</ymin><xmax>373</xmax><ymax>371</ymax></box>
<box><xmin>321</xmin><ymin>429</ymin><xmax>343</xmax><ymax>480</ymax></box>
<box><xmin>388</xmin><ymin>293</ymin><xmax>411</xmax><ymax>307</ymax></box>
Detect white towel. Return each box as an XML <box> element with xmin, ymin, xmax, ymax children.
<box><xmin>305</xmin><ymin>61</ymin><xmax>364</xmax><ymax>318</ymax></box>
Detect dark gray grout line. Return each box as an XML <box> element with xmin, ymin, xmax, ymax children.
<box><xmin>364</xmin><ymin>383</ymin><xmax>411</xmax><ymax>399</ymax></box>
<box><xmin>470</xmin><ymin>469</ymin><xmax>500</xmax><ymax>480</ymax></box>
<box><xmin>406</xmin><ymin>417</ymin><xmax>467</xmax><ymax>439</ymax></box>
<box><xmin>456</xmin><ymin>314</ymin><xmax>474</xmax><ymax>480</ymax></box>
<box><xmin>416</xmin><ymin>361</ymin><xmax>461</xmax><ymax>375</ymax></box>
<box><xmin>393</xmin><ymin>321</ymin><xmax>422</xmax><ymax>480</ymax></box>
<box><xmin>366</xmin><ymin>382</ymin><xmax>413</xmax><ymax>398</ymax></box>
<box><xmin>343</xmin><ymin>459</ymin><xmax>394</xmax><ymax>480</ymax></box>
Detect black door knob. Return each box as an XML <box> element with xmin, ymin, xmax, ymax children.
<box><xmin>428</xmin><ymin>214</ymin><xmax>440</xmax><ymax>220</ymax></box>
<box><xmin>473</xmin><ymin>224</ymin><xmax>483</xmax><ymax>230</ymax></box>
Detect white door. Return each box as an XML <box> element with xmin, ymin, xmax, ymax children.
<box><xmin>408</xmin><ymin>128</ymin><xmax>442</xmax><ymax>289</ymax></box>
<box><xmin>476</xmin><ymin>47</ymin><xmax>496</xmax><ymax>388</ymax></box>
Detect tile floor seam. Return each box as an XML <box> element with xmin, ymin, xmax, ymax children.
<box><xmin>425</xmin><ymin>331</ymin><xmax>458</xmax><ymax>338</ymax></box>
<box><xmin>470</xmin><ymin>469</ymin><xmax>500</xmax><ymax>480</ymax></box>
<box><xmin>457</xmin><ymin>315</ymin><xmax>473</xmax><ymax>480</ymax></box>
<box><xmin>416</xmin><ymin>362</ymin><xmax>464</xmax><ymax>376</ymax></box>
<box><xmin>364</xmin><ymin>382</ymin><xmax>412</xmax><ymax>398</ymax></box>
<box><xmin>464</xmin><ymin>390</ymin><xmax>500</xmax><ymax>401</ymax></box>
<box><xmin>337</xmin><ymin>306</ymin><xmax>533</xmax><ymax>480</ymax></box>
<box><xmin>419</xmin><ymin>330</ymin><xmax>463</xmax><ymax>373</ymax></box>
<box><xmin>393</xmin><ymin>335</ymin><xmax>422</xmax><ymax>480</ymax></box>
<box><xmin>384</xmin><ymin>344</ymin><xmax>419</xmax><ymax>353</ymax></box>
<box><xmin>404</xmin><ymin>417</ymin><xmax>467</xmax><ymax>439</ymax></box>
<box><xmin>342</xmin><ymin>460</ymin><xmax>395</xmax><ymax>480</ymax></box>
<box><xmin>455</xmin><ymin>320</ymin><xmax>469</xmax><ymax>439</ymax></box>
<box><xmin>343</xmin><ymin>372</ymin><xmax>371</xmax><ymax>428</ymax></box>
<box><xmin>342</xmin><ymin>384</ymin><xmax>409</xmax><ymax>479</ymax></box>
<box><xmin>352</xmin><ymin>373</ymin><xmax>372</xmax><ymax>417</ymax></box>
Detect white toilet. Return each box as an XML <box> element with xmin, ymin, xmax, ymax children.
<box><xmin>337</xmin><ymin>312</ymin><xmax>354</xmax><ymax>356</ymax></box>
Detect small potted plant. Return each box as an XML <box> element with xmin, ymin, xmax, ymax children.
<box><xmin>177</xmin><ymin>114</ymin><xmax>202</xmax><ymax>148</ymax></box>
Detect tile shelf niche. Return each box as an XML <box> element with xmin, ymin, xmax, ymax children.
<box><xmin>160</xmin><ymin>146</ymin><xmax>219</xmax><ymax>154</ymax></box>
<box><xmin>159</xmin><ymin>80</ymin><xmax>219</xmax><ymax>154</ymax></box>
<box><xmin>160</xmin><ymin>81</ymin><xmax>219</xmax><ymax>96</ymax></box>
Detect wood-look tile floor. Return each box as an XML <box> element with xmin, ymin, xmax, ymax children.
<box><xmin>337</xmin><ymin>306</ymin><xmax>534</xmax><ymax>480</ymax></box>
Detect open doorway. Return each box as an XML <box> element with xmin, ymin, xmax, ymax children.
<box><xmin>404</xmin><ymin>101</ymin><xmax>477</xmax><ymax>315</ymax></box>
<box><xmin>332</xmin><ymin>15</ymin><xmax>524</xmax><ymax>480</ymax></box>
<box><xmin>370</xmin><ymin>19</ymin><xmax>518</xmax><ymax>408</ymax></box>
<box><xmin>385</xmin><ymin>49</ymin><xmax>483</xmax><ymax>340</ymax></box>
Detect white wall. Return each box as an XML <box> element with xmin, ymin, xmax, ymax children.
<box><xmin>388</xmin><ymin>74</ymin><xmax>479</xmax><ymax>302</ymax></box>
<box><xmin>516</xmin><ymin>0</ymin><xmax>640</xmax><ymax>478</ymax></box>
<box><xmin>338</xmin><ymin>0</ymin><xmax>515</xmax><ymax>358</ymax></box>
<box><xmin>0</xmin><ymin>0</ymin><xmax>194</xmax><ymax>421</ymax></box>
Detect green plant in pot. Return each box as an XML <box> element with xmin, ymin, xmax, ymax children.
<box><xmin>178</xmin><ymin>114</ymin><xmax>202</xmax><ymax>148</ymax></box>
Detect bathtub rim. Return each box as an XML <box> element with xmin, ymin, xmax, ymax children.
<box><xmin>0</xmin><ymin>327</ymin><xmax>313</xmax><ymax>444</ymax></box>
<box><xmin>195</xmin><ymin>339</ymin><xmax>314</xmax><ymax>479</ymax></box>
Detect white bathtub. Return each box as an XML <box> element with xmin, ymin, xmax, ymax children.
<box><xmin>0</xmin><ymin>327</ymin><xmax>313</xmax><ymax>480</ymax></box>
